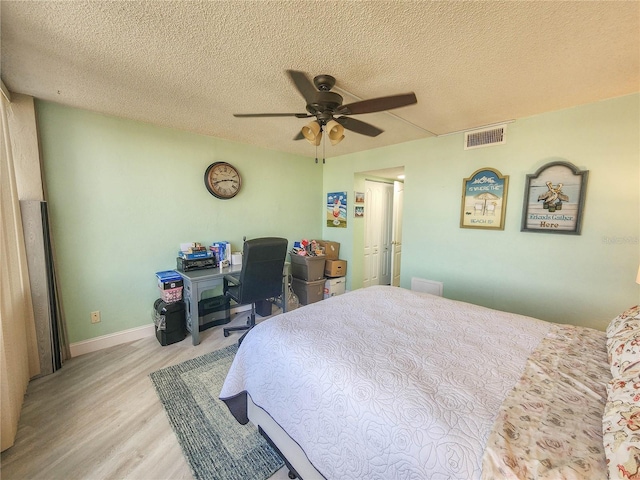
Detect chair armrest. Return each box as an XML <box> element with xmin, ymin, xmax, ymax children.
<box><xmin>223</xmin><ymin>274</ymin><xmax>241</xmax><ymax>302</ymax></box>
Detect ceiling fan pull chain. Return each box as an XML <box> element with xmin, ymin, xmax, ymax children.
<box><xmin>322</xmin><ymin>127</ymin><xmax>326</xmax><ymax>164</ymax></box>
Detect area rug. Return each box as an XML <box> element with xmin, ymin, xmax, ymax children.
<box><xmin>150</xmin><ymin>344</ymin><xmax>284</xmax><ymax>480</ymax></box>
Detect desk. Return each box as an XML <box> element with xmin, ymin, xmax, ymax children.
<box><xmin>179</xmin><ymin>264</ymin><xmax>289</xmax><ymax>346</ymax></box>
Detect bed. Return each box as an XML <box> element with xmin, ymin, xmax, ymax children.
<box><xmin>220</xmin><ymin>285</ymin><xmax>640</xmax><ymax>479</ymax></box>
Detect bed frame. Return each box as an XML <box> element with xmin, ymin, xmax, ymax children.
<box><xmin>248</xmin><ymin>395</ymin><xmax>324</xmax><ymax>480</ymax></box>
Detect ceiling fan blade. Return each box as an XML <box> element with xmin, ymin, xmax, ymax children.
<box><xmin>234</xmin><ymin>113</ymin><xmax>310</xmax><ymax>118</ymax></box>
<box><xmin>287</xmin><ymin>70</ymin><xmax>317</xmax><ymax>104</ymax></box>
<box><xmin>336</xmin><ymin>116</ymin><xmax>384</xmax><ymax>137</ymax></box>
<box><xmin>337</xmin><ymin>92</ymin><xmax>417</xmax><ymax>115</ymax></box>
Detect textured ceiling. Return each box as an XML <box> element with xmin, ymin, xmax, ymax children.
<box><xmin>1</xmin><ymin>1</ymin><xmax>638</xmax><ymax>159</ymax></box>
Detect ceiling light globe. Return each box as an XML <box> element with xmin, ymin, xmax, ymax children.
<box><xmin>326</xmin><ymin>120</ymin><xmax>345</xmax><ymax>145</ymax></box>
<box><xmin>302</xmin><ymin>121</ymin><xmax>322</xmax><ymax>145</ymax></box>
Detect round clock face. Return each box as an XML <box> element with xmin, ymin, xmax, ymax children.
<box><xmin>204</xmin><ymin>162</ymin><xmax>242</xmax><ymax>199</ymax></box>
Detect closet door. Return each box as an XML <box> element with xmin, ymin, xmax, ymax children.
<box><xmin>390</xmin><ymin>181</ymin><xmax>404</xmax><ymax>287</ymax></box>
<box><xmin>363</xmin><ymin>181</ymin><xmax>393</xmax><ymax>287</ymax></box>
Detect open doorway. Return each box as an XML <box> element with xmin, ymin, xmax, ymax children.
<box><xmin>359</xmin><ymin>167</ymin><xmax>404</xmax><ymax>288</ymax></box>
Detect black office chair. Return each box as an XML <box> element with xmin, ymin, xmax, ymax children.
<box><xmin>223</xmin><ymin>237</ymin><xmax>288</xmax><ymax>344</ymax></box>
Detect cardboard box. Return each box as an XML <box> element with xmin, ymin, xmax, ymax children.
<box><xmin>324</xmin><ymin>277</ymin><xmax>346</xmax><ymax>299</ymax></box>
<box><xmin>325</xmin><ymin>259</ymin><xmax>347</xmax><ymax>278</ymax></box>
<box><xmin>317</xmin><ymin>240</ymin><xmax>340</xmax><ymax>260</ymax></box>
<box><xmin>290</xmin><ymin>254</ymin><xmax>326</xmax><ymax>281</ymax></box>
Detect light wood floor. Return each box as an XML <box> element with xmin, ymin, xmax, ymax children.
<box><xmin>1</xmin><ymin>310</ymin><xmax>291</xmax><ymax>480</ymax></box>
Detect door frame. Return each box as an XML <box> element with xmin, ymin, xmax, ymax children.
<box><xmin>356</xmin><ymin>168</ymin><xmax>404</xmax><ymax>289</ymax></box>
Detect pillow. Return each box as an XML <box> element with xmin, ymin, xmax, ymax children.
<box><xmin>607</xmin><ymin>306</ymin><xmax>640</xmax><ymax>378</ymax></box>
<box><xmin>602</xmin><ymin>375</ymin><xmax>640</xmax><ymax>480</ymax></box>
<box><xmin>608</xmin><ymin>329</ymin><xmax>640</xmax><ymax>378</ymax></box>
<box><xmin>607</xmin><ymin>305</ymin><xmax>640</xmax><ymax>339</ymax></box>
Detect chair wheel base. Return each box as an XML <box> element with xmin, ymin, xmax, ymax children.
<box><xmin>223</xmin><ymin>331</ymin><xmax>229</xmax><ymax>337</ymax></box>
<box><xmin>288</xmin><ymin>471</ymin><xmax>297</xmax><ymax>479</ymax></box>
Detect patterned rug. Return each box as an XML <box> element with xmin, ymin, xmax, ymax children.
<box><xmin>150</xmin><ymin>344</ymin><xmax>284</xmax><ymax>480</ymax></box>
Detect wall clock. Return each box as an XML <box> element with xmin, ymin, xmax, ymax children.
<box><xmin>204</xmin><ymin>162</ymin><xmax>242</xmax><ymax>199</ymax></box>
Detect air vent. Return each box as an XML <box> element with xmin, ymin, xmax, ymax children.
<box><xmin>410</xmin><ymin>277</ymin><xmax>443</xmax><ymax>296</ymax></box>
<box><xmin>464</xmin><ymin>124</ymin><xmax>507</xmax><ymax>150</ymax></box>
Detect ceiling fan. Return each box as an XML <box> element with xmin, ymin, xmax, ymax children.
<box><xmin>233</xmin><ymin>70</ymin><xmax>417</xmax><ymax>146</ymax></box>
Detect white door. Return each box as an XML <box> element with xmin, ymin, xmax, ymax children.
<box><xmin>363</xmin><ymin>180</ymin><xmax>394</xmax><ymax>287</ymax></box>
<box><xmin>390</xmin><ymin>181</ymin><xmax>404</xmax><ymax>286</ymax></box>
<box><xmin>379</xmin><ymin>184</ymin><xmax>394</xmax><ymax>285</ymax></box>
<box><xmin>363</xmin><ymin>182</ymin><xmax>380</xmax><ymax>288</ymax></box>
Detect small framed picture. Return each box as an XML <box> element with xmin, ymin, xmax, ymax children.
<box><xmin>521</xmin><ymin>161</ymin><xmax>588</xmax><ymax>235</ymax></box>
<box><xmin>460</xmin><ymin>167</ymin><xmax>509</xmax><ymax>230</ymax></box>
<box><xmin>355</xmin><ymin>205</ymin><xmax>364</xmax><ymax>217</ymax></box>
<box><xmin>355</xmin><ymin>191</ymin><xmax>365</xmax><ymax>203</ymax></box>
<box><xmin>327</xmin><ymin>192</ymin><xmax>347</xmax><ymax>228</ymax></box>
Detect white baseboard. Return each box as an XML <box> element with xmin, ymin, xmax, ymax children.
<box><xmin>69</xmin><ymin>304</ymin><xmax>253</xmax><ymax>357</ymax></box>
<box><xmin>70</xmin><ymin>324</ymin><xmax>155</xmax><ymax>357</ymax></box>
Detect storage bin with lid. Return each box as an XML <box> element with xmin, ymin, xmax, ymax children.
<box><xmin>290</xmin><ymin>254</ymin><xmax>326</xmax><ymax>281</ymax></box>
<box><xmin>291</xmin><ymin>277</ymin><xmax>325</xmax><ymax>305</ymax></box>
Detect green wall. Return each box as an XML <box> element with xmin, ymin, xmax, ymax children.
<box><xmin>36</xmin><ymin>95</ymin><xmax>639</xmax><ymax>343</ymax></box>
<box><xmin>37</xmin><ymin>101</ymin><xmax>323</xmax><ymax>343</ymax></box>
<box><xmin>323</xmin><ymin>94</ymin><xmax>640</xmax><ymax>330</ymax></box>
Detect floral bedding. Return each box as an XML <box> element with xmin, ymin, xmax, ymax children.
<box><xmin>604</xmin><ymin>305</ymin><xmax>640</xmax><ymax>480</ymax></box>
<box><xmin>481</xmin><ymin>324</ymin><xmax>609</xmax><ymax>479</ymax></box>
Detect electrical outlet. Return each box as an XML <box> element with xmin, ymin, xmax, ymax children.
<box><xmin>91</xmin><ymin>311</ymin><xmax>101</xmax><ymax>324</ymax></box>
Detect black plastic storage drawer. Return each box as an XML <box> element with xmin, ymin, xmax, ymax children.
<box><xmin>198</xmin><ymin>295</ymin><xmax>231</xmax><ymax>331</ymax></box>
<box><xmin>153</xmin><ymin>299</ymin><xmax>186</xmax><ymax>346</ymax></box>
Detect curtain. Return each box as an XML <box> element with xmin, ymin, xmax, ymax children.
<box><xmin>0</xmin><ymin>93</ymin><xmax>41</xmax><ymax>451</ymax></box>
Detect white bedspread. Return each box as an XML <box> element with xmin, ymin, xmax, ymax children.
<box><xmin>220</xmin><ymin>285</ymin><xmax>551</xmax><ymax>479</ymax></box>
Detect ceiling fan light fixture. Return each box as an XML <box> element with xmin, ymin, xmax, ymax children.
<box><xmin>329</xmin><ymin>133</ymin><xmax>344</xmax><ymax>146</ymax></box>
<box><xmin>234</xmin><ymin>71</ymin><xmax>415</xmax><ymax>145</ymax></box>
<box><xmin>302</xmin><ymin>121</ymin><xmax>322</xmax><ymax>145</ymax></box>
<box><xmin>326</xmin><ymin>120</ymin><xmax>345</xmax><ymax>146</ymax></box>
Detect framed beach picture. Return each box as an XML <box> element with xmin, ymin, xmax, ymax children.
<box><xmin>460</xmin><ymin>168</ymin><xmax>509</xmax><ymax>230</ymax></box>
<box><xmin>355</xmin><ymin>191</ymin><xmax>365</xmax><ymax>203</ymax></box>
<box><xmin>521</xmin><ymin>161</ymin><xmax>588</xmax><ymax>235</ymax></box>
<box><xmin>327</xmin><ymin>191</ymin><xmax>347</xmax><ymax>228</ymax></box>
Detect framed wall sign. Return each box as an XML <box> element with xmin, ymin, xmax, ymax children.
<box><xmin>521</xmin><ymin>161</ymin><xmax>588</xmax><ymax>235</ymax></box>
<box><xmin>460</xmin><ymin>168</ymin><xmax>509</xmax><ymax>230</ymax></box>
